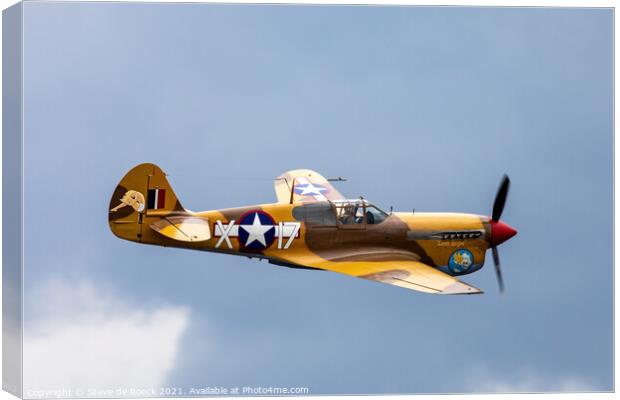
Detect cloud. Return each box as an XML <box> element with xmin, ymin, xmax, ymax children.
<box><xmin>466</xmin><ymin>364</ymin><xmax>597</xmax><ymax>393</ymax></box>
<box><xmin>23</xmin><ymin>280</ymin><xmax>190</xmax><ymax>397</ymax></box>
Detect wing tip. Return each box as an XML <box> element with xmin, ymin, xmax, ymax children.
<box><xmin>441</xmin><ymin>281</ymin><xmax>484</xmax><ymax>295</ymax></box>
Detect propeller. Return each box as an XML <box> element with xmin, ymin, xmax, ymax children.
<box><xmin>491</xmin><ymin>246</ymin><xmax>504</xmax><ymax>293</ymax></box>
<box><xmin>492</xmin><ymin>175</ymin><xmax>510</xmax><ymax>222</ymax></box>
<box><xmin>489</xmin><ymin>175</ymin><xmax>514</xmax><ymax>293</ymax></box>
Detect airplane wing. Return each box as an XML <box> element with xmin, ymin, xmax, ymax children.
<box><xmin>274</xmin><ymin>169</ymin><xmax>345</xmax><ymax>203</ymax></box>
<box><xmin>276</xmin><ymin>251</ymin><xmax>482</xmax><ymax>295</ymax></box>
<box><xmin>353</xmin><ymin>260</ymin><xmax>482</xmax><ymax>294</ymax></box>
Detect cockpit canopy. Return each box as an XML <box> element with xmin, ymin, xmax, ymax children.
<box><xmin>332</xmin><ymin>199</ymin><xmax>389</xmax><ymax>225</ymax></box>
<box><xmin>293</xmin><ymin>198</ymin><xmax>389</xmax><ymax>226</ymax></box>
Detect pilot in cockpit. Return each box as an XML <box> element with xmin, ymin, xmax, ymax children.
<box><xmin>339</xmin><ymin>204</ymin><xmax>356</xmax><ymax>224</ymax></box>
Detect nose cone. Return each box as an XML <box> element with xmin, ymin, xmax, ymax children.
<box><xmin>490</xmin><ymin>220</ymin><xmax>517</xmax><ymax>246</ymax></box>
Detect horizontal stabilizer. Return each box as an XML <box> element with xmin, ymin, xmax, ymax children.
<box><xmin>150</xmin><ymin>216</ymin><xmax>211</xmax><ymax>242</ymax></box>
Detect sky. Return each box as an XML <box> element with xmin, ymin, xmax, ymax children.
<box><xmin>18</xmin><ymin>2</ymin><xmax>613</xmax><ymax>396</ymax></box>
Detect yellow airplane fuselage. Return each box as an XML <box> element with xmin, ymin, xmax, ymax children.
<box><xmin>115</xmin><ymin>201</ymin><xmax>489</xmax><ymax>276</ymax></box>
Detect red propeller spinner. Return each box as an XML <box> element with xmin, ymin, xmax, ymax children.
<box><xmin>490</xmin><ymin>220</ymin><xmax>518</xmax><ymax>246</ymax></box>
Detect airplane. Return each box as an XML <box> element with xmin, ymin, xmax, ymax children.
<box><xmin>108</xmin><ymin>163</ymin><xmax>517</xmax><ymax>295</ymax></box>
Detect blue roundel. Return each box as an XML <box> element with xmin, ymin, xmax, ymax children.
<box><xmin>448</xmin><ymin>249</ymin><xmax>474</xmax><ymax>274</ymax></box>
<box><xmin>237</xmin><ymin>211</ymin><xmax>276</xmax><ymax>251</ymax></box>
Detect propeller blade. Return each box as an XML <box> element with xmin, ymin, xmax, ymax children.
<box><xmin>492</xmin><ymin>245</ymin><xmax>504</xmax><ymax>293</ymax></box>
<box><xmin>492</xmin><ymin>175</ymin><xmax>511</xmax><ymax>222</ymax></box>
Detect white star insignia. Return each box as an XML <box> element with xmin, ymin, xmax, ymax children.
<box><xmin>240</xmin><ymin>213</ymin><xmax>272</xmax><ymax>247</ymax></box>
<box><xmin>297</xmin><ymin>183</ymin><xmax>327</xmax><ymax>196</ymax></box>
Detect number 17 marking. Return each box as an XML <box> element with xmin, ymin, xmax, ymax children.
<box><xmin>277</xmin><ymin>222</ymin><xmax>301</xmax><ymax>249</ymax></box>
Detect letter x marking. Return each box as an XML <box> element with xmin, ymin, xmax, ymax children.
<box><xmin>215</xmin><ymin>220</ymin><xmax>236</xmax><ymax>249</ymax></box>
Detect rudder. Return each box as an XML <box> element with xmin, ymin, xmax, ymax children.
<box><xmin>108</xmin><ymin>163</ymin><xmax>184</xmax><ymax>242</ymax></box>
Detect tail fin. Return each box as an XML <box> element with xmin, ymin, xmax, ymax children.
<box><xmin>108</xmin><ymin>163</ymin><xmax>184</xmax><ymax>242</ymax></box>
